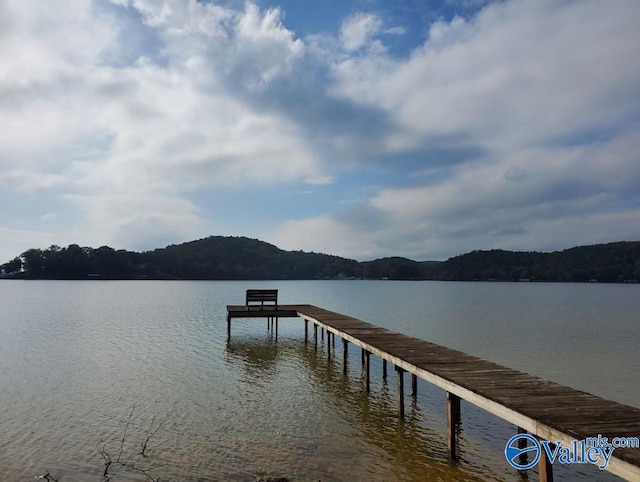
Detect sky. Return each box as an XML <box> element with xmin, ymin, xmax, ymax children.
<box><xmin>1</xmin><ymin>0</ymin><xmax>640</xmax><ymax>262</ymax></box>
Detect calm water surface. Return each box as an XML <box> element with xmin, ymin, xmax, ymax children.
<box><xmin>0</xmin><ymin>280</ymin><xmax>638</xmax><ymax>481</ymax></box>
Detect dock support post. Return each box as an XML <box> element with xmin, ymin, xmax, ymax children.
<box><xmin>364</xmin><ymin>351</ymin><xmax>370</xmax><ymax>392</ymax></box>
<box><xmin>447</xmin><ymin>392</ymin><xmax>461</xmax><ymax>460</ymax></box>
<box><xmin>321</xmin><ymin>327</ymin><xmax>324</xmax><ymax>341</ymax></box>
<box><xmin>538</xmin><ymin>439</ymin><xmax>554</xmax><ymax>482</ymax></box>
<box><xmin>275</xmin><ymin>317</ymin><xmax>278</xmax><ymax>341</ymax></box>
<box><xmin>361</xmin><ymin>347</ymin><xmax>365</xmax><ymax>365</ymax></box>
<box><xmin>396</xmin><ymin>367</ymin><xmax>405</xmax><ymax>420</ymax></box>
<box><xmin>314</xmin><ymin>324</ymin><xmax>318</xmax><ymax>351</ymax></box>
<box><xmin>411</xmin><ymin>374</ymin><xmax>418</xmax><ymax>397</ymax></box>
<box><xmin>517</xmin><ymin>427</ymin><xmax>528</xmax><ymax>466</ymax></box>
<box><xmin>227</xmin><ymin>314</ymin><xmax>231</xmax><ymax>338</ymax></box>
<box><xmin>327</xmin><ymin>331</ymin><xmax>332</xmax><ymax>360</ymax></box>
<box><xmin>382</xmin><ymin>359</ymin><xmax>387</xmax><ymax>379</ymax></box>
<box><xmin>342</xmin><ymin>339</ymin><xmax>348</xmax><ymax>374</ymax></box>
<box><xmin>304</xmin><ymin>319</ymin><xmax>308</xmax><ymax>344</ymax></box>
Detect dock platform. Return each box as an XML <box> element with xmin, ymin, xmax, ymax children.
<box><xmin>226</xmin><ymin>303</ymin><xmax>640</xmax><ymax>481</ymax></box>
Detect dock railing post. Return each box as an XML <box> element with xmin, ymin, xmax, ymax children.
<box><xmin>447</xmin><ymin>392</ymin><xmax>461</xmax><ymax>460</ymax></box>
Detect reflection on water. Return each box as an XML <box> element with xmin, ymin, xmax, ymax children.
<box><xmin>0</xmin><ymin>280</ymin><xmax>634</xmax><ymax>481</ymax></box>
<box><xmin>293</xmin><ymin>339</ymin><xmax>509</xmax><ymax>482</ymax></box>
<box><xmin>226</xmin><ymin>338</ymin><xmax>282</xmax><ymax>375</ymax></box>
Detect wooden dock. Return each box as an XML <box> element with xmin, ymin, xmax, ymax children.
<box><xmin>226</xmin><ymin>304</ymin><xmax>640</xmax><ymax>481</ymax></box>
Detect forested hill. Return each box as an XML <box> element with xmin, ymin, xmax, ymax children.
<box><xmin>0</xmin><ymin>236</ymin><xmax>360</xmax><ymax>280</ymax></box>
<box><xmin>425</xmin><ymin>242</ymin><xmax>640</xmax><ymax>283</ymax></box>
<box><xmin>1</xmin><ymin>237</ymin><xmax>639</xmax><ymax>282</ymax></box>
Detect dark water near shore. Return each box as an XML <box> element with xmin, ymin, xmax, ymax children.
<box><xmin>0</xmin><ymin>280</ymin><xmax>638</xmax><ymax>481</ymax></box>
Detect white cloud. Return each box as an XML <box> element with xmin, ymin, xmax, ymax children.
<box><xmin>40</xmin><ymin>213</ymin><xmax>58</xmax><ymax>221</ymax></box>
<box><xmin>63</xmin><ymin>190</ymin><xmax>203</xmax><ymax>250</ymax></box>
<box><xmin>340</xmin><ymin>12</ymin><xmax>383</xmax><ymax>52</ymax></box>
<box><xmin>274</xmin><ymin>0</ymin><xmax>640</xmax><ymax>260</ymax></box>
<box><xmin>0</xmin><ymin>0</ymin><xmax>327</xmax><ymax>252</ymax></box>
<box><xmin>304</xmin><ymin>175</ymin><xmax>334</xmax><ymax>185</ymax></box>
<box><xmin>0</xmin><ymin>170</ymin><xmax>68</xmax><ymax>193</ymax></box>
<box><xmin>265</xmin><ymin>215</ymin><xmax>378</xmax><ymax>260</ymax></box>
<box><xmin>284</xmin><ymin>130</ymin><xmax>640</xmax><ymax>260</ymax></box>
<box><xmin>1</xmin><ymin>0</ymin><xmax>639</xmax><ymax>261</ymax></box>
<box><xmin>330</xmin><ymin>0</ymin><xmax>640</xmax><ymax>151</ymax></box>
<box><xmin>0</xmin><ymin>227</ymin><xmax>57</xmax><ymax>262</ymax></box>
<box><xmin>384</xmin><ymin>26</ymin><xmax>406</xmax><ymax>36</ymax></box>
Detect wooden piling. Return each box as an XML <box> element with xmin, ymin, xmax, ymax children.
<box><xmin>225</xmin><ymin>303</ymin><xmax>640</xmax><ymax>480</ymax></box>
<box><xmin>447</xmin><ymin>392</ymin><xmax>461</xmax><ymax>460</ymax></box>
<box><xmin>538</xmin><ymin>439</ymin><xmax>554</xmax><ymax>482</ymax></box>
<box><xmin>411</xmin><ymin>373</ymin><xmax>418</xmax><ymax>397</ymax></box>
<box><xmin>517</xmin><ymin>427</ymin><xmax>528</xmax><ymax>466</ymax></box>
<box><xmin>396</xmin><ymin>367</ymin><xmax>405</xmax><ymax>420</ymax></box>
<box><xmin>342</xmin><ymin>338</ymin><xmax>348</xmax><ymax>374</ymax></box>
<box><xmin>313</xmin><ymin>324</ymin><xmax>318</xmax><ymax>351</ymax></box>
<box><xmin>304</xmin><ymin>319</ymin><xmax>308</xmax><ymax>344</ymax></box>
<box><xmin>382</xmin><ymin>359</ymin><xmax>387</xmax><ymax>379</ymax></box>
<box><xmin>364</xmin><ymin>350</ymin><xmax>370</xmax><ymax>392</ymax></box>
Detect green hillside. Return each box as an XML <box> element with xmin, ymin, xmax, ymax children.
<box><xmin>2</xmin><ymin>237</ymin><xmax>639</xmax><ymax>283</ymax></box>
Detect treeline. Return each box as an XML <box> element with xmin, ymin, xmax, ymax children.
<box><xmin>1</xmin><ymin>237</ymin><xmax>640</xmax><ymax>282</ymax></box>
<box><xmin>0</xmin><ymin>236</ymin><xmax>360</xmax><ymax>280</ymax></box>
<box><xmin>425</xmin><ymin>242</ymin><xmax>640</xmax><ymax>283</ymax></box>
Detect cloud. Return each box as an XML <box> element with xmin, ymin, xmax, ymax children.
<box><xmin>330</xmin><ymin>0</ymin><xmax>640</xmax><ymax>151</ymax></box>
<box><xmin>63</xmin><ymin>190</ymin><xmax>204</xmax><ymax>251</ymax></box>
<box><xmin>0</xmin><ymin>227</ymin><xmax>57</xmax><ymax>262</ymax></box>
<box><xmin>384</xmin><ymin>26</ymin><xmax>406</xmax><ymax>36</ymax></box>
<box><xmin>0</xmin><ymin>0</ymin><xmax>327</xmax><ymax>252</ymax></box>
<box><xmin>340</xmin><ymin>12</ymin><xmax>383</xmax><ymax>52</ymax></box>
<box><xmin>0</xmin><ymin>170</ymin><xmax>68</xmax><ymax>193</ymax></box>
<box><xmin>265</xmin><ymin>214</ymin><xmax>378</xmax><ymax>260</ymax></box>
<box><xmin>40</xmin><ymin>213</ymin><xmax>58</xmax><ymax>221</ymax></box>
<box><xmin>1</xmin><ymin>0</ymin><xmax>639</xmax><ymax>262</ymax></box>
<box><xmin>269</xmin><ymin>0</ymin><xmax>640</xmax><ymax>260</ymax></box>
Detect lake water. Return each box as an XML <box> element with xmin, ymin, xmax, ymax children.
<box><xmin>0</xmin><ymin>280</ymin><xmax>638</xmax><ymax>481</ymax></box>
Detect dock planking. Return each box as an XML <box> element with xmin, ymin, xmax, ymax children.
<box><xmin>227</xmin><ymin>303</ymin><xmax>640</xmax><ymax>480</ymax></box>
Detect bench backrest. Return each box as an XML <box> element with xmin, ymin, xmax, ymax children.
<box><xmin>246</xmin><ymin>289</ymin><xmax>278</xmax><ymax>309</ymax></box>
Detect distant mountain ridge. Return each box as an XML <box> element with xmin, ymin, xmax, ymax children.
<box><xmin>1</xmin><ymin>236</ymin><xmax>639</xmax><ymax>283</ymax></box>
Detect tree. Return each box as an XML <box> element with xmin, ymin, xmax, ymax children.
<box><xmin>1</xmin><ymin>257</ymin><xmax>22</xmax><ymax>274</ymax></box>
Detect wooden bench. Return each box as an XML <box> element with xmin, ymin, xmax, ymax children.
<box><xmin>246</xmin><ymin>289</ymin><xmax>278</xmax><ymax>310</ymax></box>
